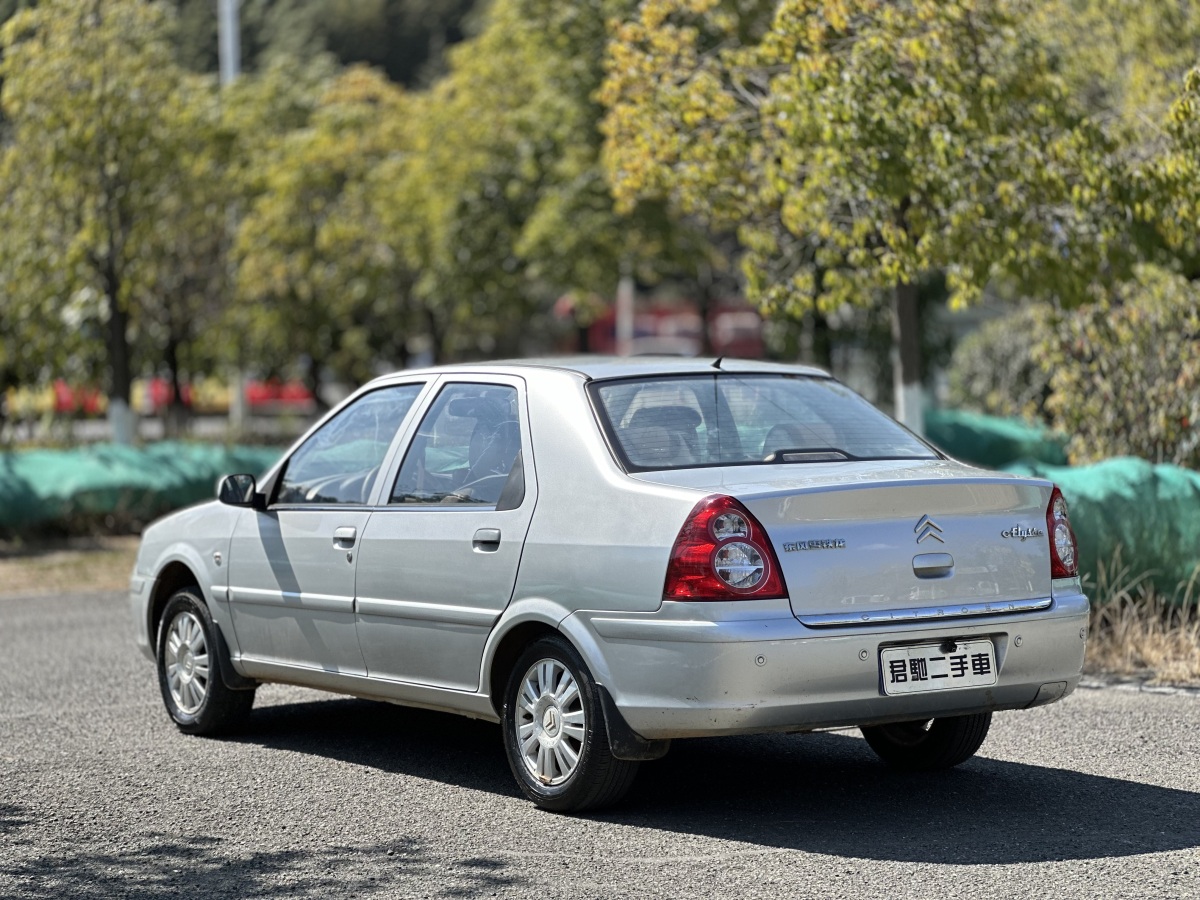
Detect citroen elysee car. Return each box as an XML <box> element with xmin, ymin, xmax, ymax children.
<box><xmin>131</xmin><ymin>358</ymin><xmax>1088</xmax><ymax>811</ymax></box>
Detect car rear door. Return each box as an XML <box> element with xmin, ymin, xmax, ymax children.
<box><xmin>353</xmin><ymin>376</ymin><xmax>536</xmax><ymax>691</ymax></box>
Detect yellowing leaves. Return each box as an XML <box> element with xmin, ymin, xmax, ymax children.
<box><xmin>602</xmin><ymin>0</ymin><xmax>1135</xmax><ymax>319</ymax></box>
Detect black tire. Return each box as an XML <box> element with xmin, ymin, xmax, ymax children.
<box><xmin>861</xmin><ymin>712</ymin><xmax>992</xmax><ymax>771</ymax></box>
<box><xmin>156</xmin><ymin>588</ymin><xmax>255</xmax><ymax>736</ymax></box>
<box><xmin>501</xmin><ymin>635</ymin><xmax>639</xmax><ymax>812</ymax></box>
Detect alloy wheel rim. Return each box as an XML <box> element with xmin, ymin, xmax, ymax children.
<box><xmin>516</xmin><ymin>658</ymin><xmax>586</xmax><ymax>786</ymax></box>
<box><xmin>164</xmin><ymin>611</ymin><xmax>210</xmax><ymax>715</ymax></box>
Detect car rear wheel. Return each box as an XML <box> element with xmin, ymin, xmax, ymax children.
<box><xmin>156</xmin><ymin>588</ymin><xmax>255</xmax><ymax>735</ymax></box>
<box><xmin>501</xmin><ymin>636</ymin><xmax>639</xmax><ymax>812</ymax></box>
<box><xmin>861</xmin><ymin>712</ymin><xmax>992</xmax><ymax>771</ymax></box>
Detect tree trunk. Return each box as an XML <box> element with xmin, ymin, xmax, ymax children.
<box><xmin>0</xmin><ymin>365</ymin><xmax>13</xmax><ymax>444</ymax></box>
<box><xmin>615</xmin><ymin>272</ymin><xmax>635</xmax><ymax>357</ymax></box>
<box><xmin>103</xmin><ymin>263</ymin><xmax>135</xmax><ymax>445</ymax></box>
<box><xmin>891</xmin><ymin>281</ymin><xmax>923</xmax><ymax>436</ymax></box>
<box><xmin>696</xmin><ymin>262</ymin><xmax>715</xmax><ymax>356</ymax></box>
<box><xmin>800</xmin><ymin>311</ymin><xmax>834</xmax><ymax>371</ymax></box>
<box><xmin>164</xmin><ymin>333</ymin><xmax>189</xmax><ymax>438</ymax></box>
<box><xmin>424</xmin><ymin>305</ymin><xmax>443</xmax><ymax>366</ymax></box>
<box><xmin>304</xmin><ymin>355</ymin><xmax>328</xmax><ymax>413</ymax></box>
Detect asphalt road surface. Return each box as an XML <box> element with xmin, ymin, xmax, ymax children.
<box><xmin>2</xmin><ymin>591</ymin><xmax>1198</xmax><ymax>899</ymax></box>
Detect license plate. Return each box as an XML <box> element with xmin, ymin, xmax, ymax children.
<box><xmin>880</xmin><ymin>639</ymin><xmax>997</xmax><ymax>695</ymax></box>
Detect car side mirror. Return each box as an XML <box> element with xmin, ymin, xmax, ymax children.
<box><xmin>217</xmin><ymin>473</ymin><xmax>260</xmax><ymax>508</ymax></box>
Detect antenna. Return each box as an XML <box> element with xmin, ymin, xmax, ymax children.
<box><xmin>711</xmin><ymin>356</ymin><xmax>724</xmax><ymax>369</ymax></box>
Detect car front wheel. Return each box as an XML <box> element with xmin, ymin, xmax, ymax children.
<box><xmin>156</xmin><ymin>588</ymin><xmax>255</xmax><ymax>735</ymax></box>
<box><xmin>501</xmin><ymin>636</ymin><xmax>639</xmax><ymax>812</ymax></box>
<box><xmin>860</xmin><ymin>712</ymin><xmax>992</xmax><ymax>771</ymax></box>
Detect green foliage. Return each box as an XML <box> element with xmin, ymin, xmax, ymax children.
<box><xmin>1034</xmin><ymin>267</ymin><xmax>1200</xmax><ymax>468</ymax></box>
<box><xmin>0</xmin><ymin>0</ymin><xmax>188</xmax><ymax>404</ymax></box>
<box><xmin>233</xmin><ymin>65</ymin><xmax>415</xmax><ymax>390</ymax></box>
<box><xmin>602</xmin><ymin>0</ymin><xmax>1136</xmax><ymax>319</ymax></box>
<box><xmin>947</xmin><ymin>307</ymin><xmax>1057</xmax><ymax>422</ymax></box>
<box><xmin>950</xmin><ymin>267</ymin><xmax>1200</xmax><ymax>468</ymax></box>
<box><xmin>1144</xmin><ymin>66</ymin><xmax>1200</xmax><ymax>278</ymax></box>
<box><xmin>1040</xmin><ymin>0</ymin><xmax>1200</xmax><ymax>128</ymax></box>
<box><xmin>374</xmin><ymin>0</ymin><xmax>711</xmax><ymax>361</ymax></box>
<box><xmin>1</xmin><ymin>0</ymin><xmax>711</xmax><ymax>405</ymax></box>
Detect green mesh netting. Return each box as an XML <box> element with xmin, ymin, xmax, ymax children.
<box><xmin>0</xmin><ymin>442</ymin><xmax>282</xmax><ymax>531</ymax></box>
<box><xmin>925</xmin><ymin>409</ymin><xmax>1068</xmax><ymax>469</ymax></box>
<box><xmin>1005</xmin><ymin>458</ymin><xmax>1200</xmax><ymax>601</ymax></box>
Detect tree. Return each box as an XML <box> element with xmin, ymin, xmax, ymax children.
<box><xmin>233</xmin><ymin>65</ymin><xmax>415</xmax><ymax>399</ymax></box>
<box><xmin>0</xmin><ymin>0</ymin><xmax>189</xmax><ymax>442</ymax></box>
<box><xmin>1038</xmin><ymin>267</ymin><xmax>1200</xmax><ymax>467</ymax></box>
<box><xmin>375</xmin><ymin>0</ymin><xmax>717</xmax><ymax>363</ymax></box>
<box><xmin>602</xmin><ymin>0</ymin><xmax>1136</xmax><ymax>431</ymax></box>
<box><xmin>133</xmin><ymin>75</ymin><xmax>238</xmax><ymax>432</ymax></box>
<box><xmin>1038</xmin><ymin>0</ymin><xmax>1200</xmax><ymax>130</ymax></box>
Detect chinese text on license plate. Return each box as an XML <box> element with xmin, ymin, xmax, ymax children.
<box><xmin>880</xmin><ymin>639</ymin><xmax>997</xmax><ymax>695</ymax></box>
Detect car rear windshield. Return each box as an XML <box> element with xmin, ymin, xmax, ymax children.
<box><xmin>591</xmin><ymin>374</ymin><xmax>937</xmax><ymax>471</ymax></box>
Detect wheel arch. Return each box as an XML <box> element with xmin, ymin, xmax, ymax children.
<box><xmin>486</xmin><ymin>620</ymin><xmax>561</xmax><ymax>718</ymax></box>
<box><xmin>482</xmin><ymin>599</ymin><xmax>620</xmax><ymax>718</ymax></box>
<box><xmin>147</xmin><ymin>560</ymin><xmax>205</xmax><ymax>658</ymax></box>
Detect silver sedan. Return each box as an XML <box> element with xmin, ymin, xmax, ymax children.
<box><xmin>130</xmin><ymin>358</ymin><xmax>1088</xmax><ymax>811</ymax></box>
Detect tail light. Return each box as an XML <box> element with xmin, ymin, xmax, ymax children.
<box><xmin>664</xmin><ymin>495</ymin><xmax>787</xmax><ymax>601</ymax></box>
<box><xmin>1046</xmin><ymin>485</ymin><xmax>1078</xmax><ymax>578</ymax></box>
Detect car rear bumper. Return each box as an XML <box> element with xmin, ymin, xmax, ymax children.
<box><xmin>567</xmin><ymin>590</ymin><xmax>1089</xmax><ymax>740</ymax></box>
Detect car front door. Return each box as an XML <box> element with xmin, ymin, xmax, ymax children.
<box><xmin>353</xmin><ymin>378</ymin><xmax>536</xmax><ymax>690</ymax></box>
<box><xmin>226</xmin><ymin>382</ymin><xmax>425</xmax><ymax>674</ymax></box>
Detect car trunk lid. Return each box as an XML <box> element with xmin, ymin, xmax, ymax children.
<box><xmin>632</xmin><ymin>460</ymin><xmax>1054</xmax><ymax>624</ymax></box>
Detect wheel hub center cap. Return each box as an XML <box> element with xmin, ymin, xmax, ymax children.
<box><xmin>542</xmin><ymin>707</ymin><xmax>561</xmax><ymax>738</ymax></box>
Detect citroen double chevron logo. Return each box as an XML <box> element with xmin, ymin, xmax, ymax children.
<box><xmin>915</xmin><ymin>515</ymin><xmax>945</xmax><ymax>544</ymax></box>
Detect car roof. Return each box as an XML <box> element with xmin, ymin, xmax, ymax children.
<box><xmin>370</xmin><ymin>356</ymin><xmax>830</xmax><ymax>384</ymax></box>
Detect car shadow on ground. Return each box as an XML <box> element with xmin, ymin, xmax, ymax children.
<box><xmin>0</xmin><ymin>820</ymin><xmax>517</xmax><ymax>900</ymax></box>
<box><xmin>230</xmin><ymin>696</ymin><xmax>1200</xmax><ymax>866</ymax></box>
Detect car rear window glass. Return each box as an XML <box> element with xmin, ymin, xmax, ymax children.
<box><xmin>592</xmin><ymin>374</ymin><xmax>935</xmax><ymax>471</ymax></box>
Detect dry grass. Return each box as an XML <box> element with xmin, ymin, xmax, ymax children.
<box><xmin>0</xmin><ymin>535</ymin><xmax>140</xmax><ymax>598</ymax></box>
<box><xmin>1084</xmin><ymin>552</ymin><xmax>1200</xmax><ymax>686</ymax></box>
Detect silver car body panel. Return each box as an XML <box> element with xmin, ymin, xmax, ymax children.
<box><xmin>130</xmin><ymin>357</ymin><xmax>1088</xmax><ymax>742</ymax></box>
<box><xmin>226</xmin><ymin>506</ymin><xmax>371</xmax><ymax>674</ymax></box>
<box><xmin>353</xmin><ymin>373</ymin><xmax>538</xmax><ymax>691</ymax></box>
<box><xmin>130</xmin><ymin>500</ymin><xmax>239</xmax><ymax>659</ymax></box>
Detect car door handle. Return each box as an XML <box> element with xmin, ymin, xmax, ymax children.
<box><xmin>473</xmin><ymin>528</ymin><xmax>501</xmax><ymax>552</ymax></box>
<box><xmin>333</xmin><ymin>526</ymin><xmax>358</xmax><ymax>547</ymax></box>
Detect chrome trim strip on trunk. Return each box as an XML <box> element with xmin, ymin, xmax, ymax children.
<box><xmin>797</xmin><ymin>596</ymin><xmax>1054</xmax><ymax>628</ymax></box>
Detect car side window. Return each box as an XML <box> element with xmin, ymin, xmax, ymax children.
<box><xmin>275</xmin><ymin>384</ymin><xmax>424</xmax><ymax>506</ymax></box>
<box><xmin>391</xmin><ymin>384</ymin><xmax>524</xmax><ymax>507</ymax></box>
